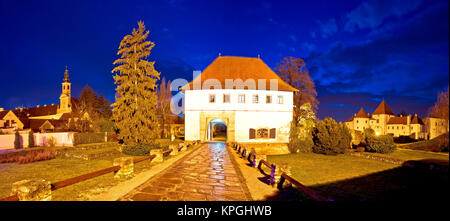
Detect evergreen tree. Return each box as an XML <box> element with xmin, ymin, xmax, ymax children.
<box><xmin>157</xmin><ymin>76</ymin><xmax>173</xmax><ymax>138</ymax></box>
<box><xmin>28</xmin><ymin>130</ymin><xmax>35</xmax><ymax>148</ymax></box>
<box><xmin>112</xmin><ymin>21</ymin><xmax>160</xmax><ymax>145</ymax></box>
<box><xmin>98</xmin><ymin>94</ymin><xmax>112</xmax><ymax>119</ymax></box>
<box><xmin>14</xmin><ymin>131</ymin><xmax>21</xmax><ymax>149</ymax></box>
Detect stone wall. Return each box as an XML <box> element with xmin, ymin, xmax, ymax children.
<box><xmin>0</xmin><ymin>132</ymin><xmax>74</xmax><ymax>149</ymax></box>
<box><xmin>240</xmin><ymin>142</ymin><xmax>289</xmax><ymax>155</ymax></box>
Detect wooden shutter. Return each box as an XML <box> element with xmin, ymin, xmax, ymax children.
<box><xmin>249</xmin><ymin>128</ymin><xmax>255</xmax><ymax>139</ymax></box>
<box><xmin>270</xmin><ymin>128</ymin><xmax>276</xmax><ymax>139</ymax></box>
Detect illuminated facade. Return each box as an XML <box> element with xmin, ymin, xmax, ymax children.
<box><xmin>182</xmin><ymin>56</ymin><xmax>296</xmax><ymax>143</ymax></box>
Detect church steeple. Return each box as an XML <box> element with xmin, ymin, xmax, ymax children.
<box><xmin>58</xmin><ymin>66</ymin><xmax>72</xmax><ymax>114</ymax></box>
<box><xmin>63</xmin><ymin>66</ymin><xmax>70</xmax><ymax>83</ymax></box>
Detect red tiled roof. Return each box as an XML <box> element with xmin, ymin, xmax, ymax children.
<box><xmin>0</xmin><ymin>110</ymin><xmax>9</xmax><ymax>119</ymax></box>
<box><xmin>181</xmin><ymin>56</ymin><xmax>298</xmax><ymax>92</ymax></box>
<box><xmin>13</xmin><ymin>105</ymin><xmax>58</xmax><ymax>117</ymax></box>
<box><xmin>346</xmin><ymin>116</ymin><xmax>354</xmax><ymax>122</ymax></box>
<box><xmin>387</xmin><ymin>116</ymin><xmax>408</xmax><ymax>125</ymax></box>
<box><xmin>411</xmin><ymin>115</ymin><xmax>424</xmax><ymax>125</ymax></box>
<box><xmin>372</xmin><ymin>100</ymin><xmax>395</xmax><ymax>115</ymax></box>
<box><xmin>355</xmin><ymin>108</ymin><xmax>370</xmax><ymax>118</ymax></box>
<box><xmin>28</xmin><ymin>119</ymin><xmax>68</xmax><ymax>132</ymax></box>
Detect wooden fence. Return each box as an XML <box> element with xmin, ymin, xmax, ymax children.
<box><xmin>230</xmin><ymin>142</ymin><xmax>333</xmax><ymax>201</ymax></box>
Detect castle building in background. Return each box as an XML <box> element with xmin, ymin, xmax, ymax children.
<box><xmin>345</xmin><ymin>100</ymin><xmax>447</xmax><ymax>140</ymax></box>
<box><xmin>0</xmin><ymin>67</ymin><xmax>81</xmax><ymax>133</ymax></box>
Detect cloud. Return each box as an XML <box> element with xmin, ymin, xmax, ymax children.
<box><xmin>344</xmin><ymin>0</ymin><xmax>423</xmax><ymax>32</ymax></box>
<box><xmin>302</xmin><ymin>42</ymin><xmax>316</xmax><ymax>53</ymax></box>
<box><xmin>308</xmin><ymin>2</ymin><xmax>449</xmax><ymax>120</ymax></box>
<box><xmin>318</xmin><ymin>18</ymin><xmax>338</xmax><ymax>38</ymax></box>
<box><xmin>289</xmin><ymin>35</ymin><xmax>297</xmax><ymax>42</ymax></box>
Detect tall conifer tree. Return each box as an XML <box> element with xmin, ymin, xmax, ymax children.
<box><xmin>112</xmin><ymin>21</ymin><xmax>160</xmax><ymax>145</ymax></box>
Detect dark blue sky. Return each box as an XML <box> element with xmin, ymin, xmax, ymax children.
<box><xmin>0</xmin><ymin>0</ymin><xmax>448</xmax><ymax>122</ymax></box>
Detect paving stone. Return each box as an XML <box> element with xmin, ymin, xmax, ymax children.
<box><xmin>119</xmin><ymin>143</ymin><xmax>250</xmax><ymax>201</ymax></box>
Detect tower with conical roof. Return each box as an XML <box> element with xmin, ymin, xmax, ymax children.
<box><xmin>371</xmin><ymin>99</ymin><xmax>395</xmax><ymax>135</ymax></box>
<box><xmin>57</xmin><ymin>66</ymin><xmax>72</xmax><ymax>114</ymax></box>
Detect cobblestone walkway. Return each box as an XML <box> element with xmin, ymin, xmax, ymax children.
<box><xmin>118</xmin><ymin>142</ymin><xmax>252</xmax><ymax>201</ymax></box>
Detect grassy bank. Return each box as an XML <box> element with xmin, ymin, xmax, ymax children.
<box><xmin>0</xmin><ymin>139</ymin><xmax>183</xmax><ymax>200</ymax></box>
<box><xmin>267</xmin><ymin>152</ymin><xmax>448</xmax><ymax>201</ymax></box>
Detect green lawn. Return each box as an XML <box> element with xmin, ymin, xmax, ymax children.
<box><xmin>0</xmin><ymin>139</ymin><xmax>183</xmax><ymax>201</ymax></box>
<box><xmin>266</xmin><ymin>152</ymin><xmax>448</xmax><ymax>201</ymax></box>
<box><xmin>366</xmin><ymin>148</ymin><xmax>449</xmax><ymax>162</ymax></box>
<box><xmin>268</xmin><ymin>153</ymin><xmax>398</xmax><ymax>187</ymax></box>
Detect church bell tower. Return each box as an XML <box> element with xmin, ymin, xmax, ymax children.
<box><xmin>57</xmin><ymin>66</ymin><xmax>72</xmax><ymax>114</ymax></box>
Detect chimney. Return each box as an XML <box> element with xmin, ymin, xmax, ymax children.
<box><xmin>407</xmin><ymin>115</ymin><xmax>411</xmax><ymax>125</ymax></box>
<box><xmin>0</xmin><ymin>107</ymin><xmax>3</xmax><ymax>111</ymax></box>
<box><xmin>37</xmin><ymin>105</ymin><xmax>40</xmax><ymax>107</ymax></box>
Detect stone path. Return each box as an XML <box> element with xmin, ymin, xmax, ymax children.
<box><xmin>118</xmin><ymin>142</ymin><xmax>252</xmax><ymax>201</ymax></box>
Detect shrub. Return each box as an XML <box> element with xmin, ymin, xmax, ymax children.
<box><xmin>0</xmin><ymin>149</ymin><xmax>57</xmax><ymax>164</ymax></box>
<box><xmin>312</xmin><ymin>118</ymin><xmax>352</xmax><ymax>155</ymax></box>
<box><xmin>14</xmin><ymin>131</ymin><xmax>21</xmax><ymax>149</ymax></box>
<box><xmin>47</xmin><ymin>136</ymin><xmax>57</xmax><ymax>147</ymax></box>
<box><xmin>28</xmin><ymin>130</ymin><xmax>35</xmax><ymax>148</ymax></box>
<box><xmin>393</xmin><ymin>136</ymin><xmax>417</xmax><ymax>144</ymax></box>
<box><xmin>17</xmin><ymin>150</ymin><xmax>57</xmax><ymax>164</ymax></box>
<box><xmin>400</xmin><ymin>132</ymin><xmax>449</xmax><ymax>152</ymax></box>
<box><xmin>73</xmin><ymin>132</ymin><xmax>105</xmax><ymax>145</ymax></box>
<box><xmin>99</xmin><ymin>118</ymin><xmax>115</xmax><ymax>132</ymax></box>
<box><xmin>122</xmin><ymin>143</ymin><xmax>164</xmax><ymax>156</ymax></box>
<box><xmin>363</xmin><ymin>128</ymin><xmax>375</xmax><ymax>137</ymax></box>
<box><xmin>288</xmin><ymin>124</ymin><xmax>314</xmax><ymax>153</ymax></box>
<box><xmin>365</xmin><ymin>135</ymin><xmax>396</xmax><ymax>153</ymax></box>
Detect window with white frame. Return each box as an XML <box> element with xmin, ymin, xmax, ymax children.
<box><xmin>223</xmin><ymin>94</ymin><xmax>230</xmax><ymax>103</ymax></box>
<box><xmin>209</xmin><ymin>94</ymin><xmax>216</xmax><ymax>103</ymax></box>
<box><xmin>277</xmin><ymin>95</ymin><xmax>283</xmax><ymax>104</ymax></box>
<box><xmin>252</xmin><ymin>94</ymin><xmax>259</xmax><ymax>103</ymax></box>
<box><xmin>266</xmin><ymin>95</ymin><xmax>272</xmax><ymax>104</ymax></box>
<box><xmin>238</xmin><ymin>94</ymin><xmax>245</xmax><ymax>103</ymax></box>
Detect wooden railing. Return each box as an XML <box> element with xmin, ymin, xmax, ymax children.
<box><xmin>230</xmin><ymin>142</ymin><xmax>333</xmax><ymax>201</ymax></box>
<box><xmin>0</xmin><ymin>142</ymin><xmax>197</xmax><ymax>201</ymax></box>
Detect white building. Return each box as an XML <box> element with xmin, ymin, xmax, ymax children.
<box><xmin>181</xmin><ymin>56</ymin><xmax>297</xmax><ymax>143</ymax></box>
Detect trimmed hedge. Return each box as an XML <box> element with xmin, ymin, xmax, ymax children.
<box><xmin>122</xmin><ymin>143</ymin><xmax>166</xmax><ymax>156</ymax></box>
<box><xmin>365</xmin><ymin>135</ymin><xmax>396</xmax><ymax>154</ymax></box>
<box><xmin>400</xmin><ymin>132</ymin><xmax>449</xmax><ymax>152</ymax></box>
<box><xmin>73</xmin><ymin>133</ymin><xmax>105</xmax><ymax>145</ymax></box>
<box><xmin>312</xmin><ymin>118</ymin><xmax>352</xmax><ymax>155</ymax></box>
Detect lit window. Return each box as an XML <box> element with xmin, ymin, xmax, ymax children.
<box><xmin>266</xmin><ymin>95</ymin><xmax>272</xmax><ymax>104</ymax></box>
<box><xmin>223</xmin><ymin>94</ymin><xmax>230</xmax><ymax>103</ymax></box>
<box><xmin>253</xmin><ymin>95</ymin><xmax>259</xmax><ymax>103</ymax></box>
<box><xmin>277</xmin><ymin>95</ymin><xmax>283</xmax><ymax>104</ymax></box>
<box><xmin>238</xmin><ymin>94</ymin><xmax>245</xmax><ymax>103</ymax></box>
<box><xmin>209</xmin><ymin>94</ymin><xmax>216</xmax><ymax>103</ymax></box>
